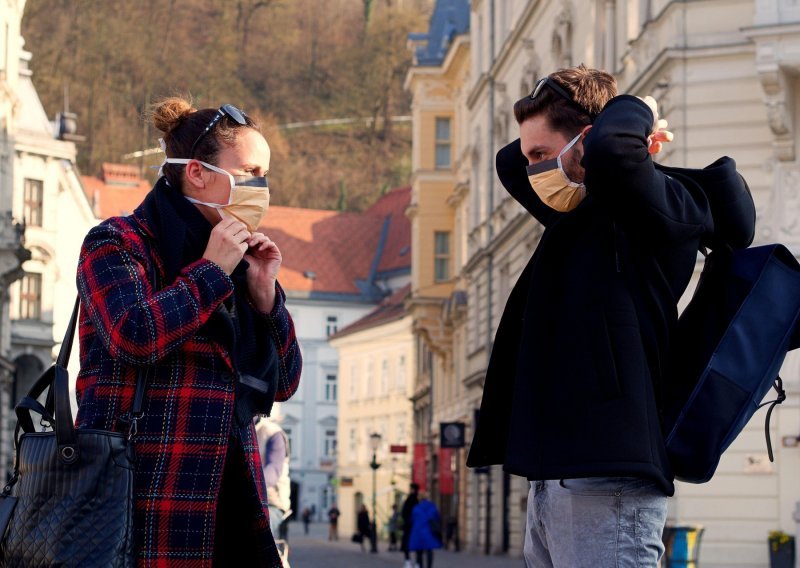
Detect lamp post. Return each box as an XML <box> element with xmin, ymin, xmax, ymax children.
<box><xmin>369</xmin><ymin>432</ymin><xmax>382</xmax><ymax>553</ymax></box>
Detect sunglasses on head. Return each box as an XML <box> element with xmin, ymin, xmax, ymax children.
<box><xmin>190</xmin><ymin>103</ymin><xmax>248</xmax><ymax>158</ymax></box>
<box><xmin>530</xmin><ymin>77</ymin><xmax>595</xmax><ymax>119</ymax></box>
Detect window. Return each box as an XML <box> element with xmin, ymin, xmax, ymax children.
<box><xmin>396</xmin><ymin>355</ymin><xmax>406</xmax><ymax>390</ymax></box>
<box><xmin>324</xmin><ymin>430</ymin><xmax>337</xmax><ymax>457</ymax></box>
<box><xmin>396</xmin><ymin>419</ymin><xmax>406</xmax><ymax>446</ymax></box>
<box><xmin>366</xmin><ymin>360</ymin><xmax>375</xmax><ymax>398</ymax></box>
<box><xmin>325</xmin><ymin>373</ymin><xmax>337</xmax><ymax>401</ymax></box>
<box><xmin>434</xmin><ymin>231</ymin><xmax>451</xmax><ymax>282</ymax></box>
<box><xmin>435</xmin><ymin>117</ymin><xmax>452</xmax><ymax>169</ymax></box>
<box><xmin>380</xmin><ymin>360</ymin><xmax>389</xmax><ymax>395</ymax></box>
<box><xmin>19</xmin><ymin>273</ymin><xmax>42</xmax><ymax>320</ymax></box>
<box><xmin>23</xmin><ymin>179</ymin><xmax>43</xmax><ymax>227</ymax></box>
<box><xmin>350</xmin><ymin>363</ymin><xmax>358</xmax><ymax>400</ymax></box>
<box><xmin>326</xmin><ymin>315</ymin><xmax>338</xmax><ymax>336</ymax></box>
<box><xmin>349</xmin><ymin>428</ymin><xmax>357</xmax><ymax>463</ymax></box>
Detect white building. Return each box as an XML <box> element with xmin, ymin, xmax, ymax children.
<box><xmin>9</xmin><ymin>44</ymin><xmax>95</xmax><ymax>430</ymax></box>
<box><xmin>262</xmin><ymin>187</ymin><xmax>411</xmax><ymax>519</ymax></box>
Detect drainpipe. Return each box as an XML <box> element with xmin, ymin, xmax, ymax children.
<box><xmin>484</xmin><ymin>0</ymin><xmax>496</xmax><ymax>556</ymax></box>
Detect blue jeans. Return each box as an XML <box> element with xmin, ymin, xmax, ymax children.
<box><xmin>524</xmin><ymin>478</ymin><xmax>667</xmax><ymax>568</ymax></box>
<box><xmin>268</xmin><ymin>505</ymin><xmax>285</xmax><ymax>538</ymax></box>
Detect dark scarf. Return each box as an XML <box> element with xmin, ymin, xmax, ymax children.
<box><xmin>139</xmin><ymin>178</ymin><xmax>279</xmax><ymax>427</ymax></box>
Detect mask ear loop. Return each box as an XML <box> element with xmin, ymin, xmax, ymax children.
<box><xmin>555</xmin><ymin>133</ymin><xmax>584</xmax><ymax>187</ymax></box>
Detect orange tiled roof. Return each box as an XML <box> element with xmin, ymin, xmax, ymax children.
<box><xmin>82</xmin><ymin>164</ymin><xmax>411</xmax><ymax>297</ymax></box>
<box><xmin>332</xmin><ymin>283</ymin><xmax>411</xmax><ymax>338</ymax></box>
<box><xmin>81</xmin><ymin>163</ymin><xmax>151</xmax><ymax>219</ymax></box>
<box><xmin>366</xmin><ymin>186</ymin><xmax>411</xmax><ymax>274</ymax></box>
<box><xmin>259</xmin><ymin>187</ymin><xmax>410</xmax><ymax>296</ymax></box>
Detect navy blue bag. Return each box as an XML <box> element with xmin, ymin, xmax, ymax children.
<box><xmin>663</xmin><ymin>243</ymin><xmax>800</xmax><ymax>483</ymax></box>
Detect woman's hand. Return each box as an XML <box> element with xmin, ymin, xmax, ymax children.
<box><xmin>244</xmin><ymin>232</ymin><xmax>282</xmax><ymax>312</ymax></box>
<box><xmin>203</xmin><ymin>218</ymin><xmax>250</xmax><ymax>274</ymax></box>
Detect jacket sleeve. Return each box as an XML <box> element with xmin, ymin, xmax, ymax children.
<box><xmin>77</xmin><ymin>221</ymin><xmax>234</xmax><ymax>365</ymax></box>
<box><xmin>255</xmin><ymin>281</ymin><xmax>302</xmax><ymax>402</ymax></box>
<box><xmin>496</xmin><ymin>138</ymin><xmax>561</xmax><ymax>227</ymax></box>
<box><xmin>583</xmin><ymin>95</ymin><xmax>713</xmax><ymax>244</ymax></box>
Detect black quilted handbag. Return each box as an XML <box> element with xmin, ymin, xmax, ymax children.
<box><xmin>0</xmin><ymin>297</ymin><xmax>145</xmax><ymax>567</ymax></box>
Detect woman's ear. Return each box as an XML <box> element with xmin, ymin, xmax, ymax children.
<box><xmin>183</xmin><ymin>160</ymin><xmax>207</xmax><ymax>190</ymax></box>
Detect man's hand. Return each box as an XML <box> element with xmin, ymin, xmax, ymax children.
<box><xmin>244</xmin><ymin>232</ymin><xmax>282</xmax><ymax>312</ymax></box>
<box><xmin>638</xmin><ymin>95</ymin><xmax>674</xmax><ymax>155</ymax></box>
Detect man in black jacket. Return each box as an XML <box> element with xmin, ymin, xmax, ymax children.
<box><xmin>400</xmin><ymin>483</ymin><xmax>420</xmax><ymax>568</ymax></box>
<box><xmin>466</xmin><ymin>65</ymin><xmax>755</xmax><ymax>567</ymax></box>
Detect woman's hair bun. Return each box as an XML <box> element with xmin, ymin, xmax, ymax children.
<box><xmin>151</xmin><ymin>97</ymin><xmax>197</xmax><ymax>134</ymax></box>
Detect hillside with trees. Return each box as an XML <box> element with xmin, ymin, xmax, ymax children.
<box><xmin>21</xmin><ymin>0</ymin><xmax>430</xmax><ymax>211</ymax></box>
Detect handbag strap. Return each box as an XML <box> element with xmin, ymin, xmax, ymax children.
<box><xmin>14</xmin><ymin>295</ymin><xmax>149</xmax><ymax>465</ymax></box>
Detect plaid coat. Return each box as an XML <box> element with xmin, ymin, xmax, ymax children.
<box><xmin>74</xmin><ymin>202</ymin><xmax>301</xmax><ymax>567</ymax></box>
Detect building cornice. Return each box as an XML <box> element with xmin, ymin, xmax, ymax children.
<box><xmin>623</xmin><ymin>42</ymin><xmax>755</xmax><ymax>94</ymax></box>
<box><xmin>466</xmin><ymin>0</ymin><xmax>541</xmax><ymax>110</ymax></box>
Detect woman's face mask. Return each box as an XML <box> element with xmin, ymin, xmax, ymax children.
<box><xmin>526</xmin><ymin>133</ymin><xmax>586</xmax><ymax>213</ymax></box>
<box><xmin>163</xmin><ymin>158</ymin><xmax>270</xmax><ymax>231</ymax></box>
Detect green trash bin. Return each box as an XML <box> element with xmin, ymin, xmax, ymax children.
<box><xmin>663</xmin><ymin>525</ymin><xmax>704</xmax><ymax>567</ymax></box>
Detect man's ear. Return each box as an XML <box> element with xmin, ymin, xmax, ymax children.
<box><xmin>183</xmin><ymin>160</ymin><xmax>207</xmax><ymax>190</ymax></box>
<box><xmin>580</xmin><ymin>124</ymin><xmax>592</xmax><ymax>138</ymax></box>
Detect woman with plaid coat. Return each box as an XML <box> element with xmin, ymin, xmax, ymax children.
<box><xmin>74</xmin><ymin>97</ymin><xmax>301</xmax><ymax>567</ymax></box>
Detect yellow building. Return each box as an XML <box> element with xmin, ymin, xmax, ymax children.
<box><xmin>404</xmin><ymin>0</ymin><xmax>472</xmax><ymax>551</ymax></box>
<box><xmin>330</xmin><ymin>285</ymin><xmax>415</xmax><ymax>539</ymax></box>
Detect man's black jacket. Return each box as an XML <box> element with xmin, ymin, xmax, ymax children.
<box><xmin>466</xmin><ymin>95</ymin><xmax>756</xmax><ymax>495</ymax></box>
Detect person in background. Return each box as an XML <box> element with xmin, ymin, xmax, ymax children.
<box><xmin>328</xmin><ymin>502</ymin><xmax>341</xmax><ymax>541</ymax></box>
<box><xmin>255</xmin><ymin>416</ymin><xmax>292</xmax><ymax>539</ymax></box>
<box><xmin>387</xmin><ymin>503</ymin><xmax>400</xmax><ymax>552</ymax></box>
<box><xmin>301</xmin><ymin>507</ymin><xmax>312</xmax><ymax>535</ymax></box>
<box><xmin>400</xmin><ymin>483</ymin><xmax>420</xmax><ymax>568</ymax></box>
<box><xmin>356</xmin><ymin>504</ymin><xmax>372</xmax><ymax>553</ymax></box>
<box><xmin>73</xmin><ymin>96</ymin><xmax>302</xmax><ymax>565</ymax></box>
<box><xmin>408</xmin><ymin>492</ymin><xmax>442</xmax><ymax>568</ymax></box>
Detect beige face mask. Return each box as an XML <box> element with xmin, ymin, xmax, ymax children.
<box><xmin>164</xmin><ymin>158</ymin><xmax>270</xmax><ymax>231</ymax></box>
<box><xmin>526</xmin><ymin>133</ymin><xmax>586</xmax><ymax>213</ymax></box>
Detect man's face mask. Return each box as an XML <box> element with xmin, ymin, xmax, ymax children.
<box><xmin>163</xmin><ymin>158</ymin><xmax>270</xmax><ymax>231</ymax></box>
<box><xmin>526</xmin><ymin>133</ymin><xmax>586</xmax><ymax>213</ymax></box>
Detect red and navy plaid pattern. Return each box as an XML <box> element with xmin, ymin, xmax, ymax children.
<box><xmin>75</xmin><ymin>211</ymin><xmax>301</xmax><ymax>567</ymax></box>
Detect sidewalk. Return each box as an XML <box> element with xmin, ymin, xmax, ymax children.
<box><xmin>284</xmin><ymin>521</ymin><xmax>524</xmax><ymax>568</ymax></box>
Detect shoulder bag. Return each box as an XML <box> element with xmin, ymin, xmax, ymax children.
<box><xmin>0</xmin><ymin>296</ymin><xmax>146</xmax><ymax>567</ymax></box>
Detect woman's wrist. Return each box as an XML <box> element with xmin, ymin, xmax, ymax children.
<box><xmin>250</xmin><ymin>278</ymin><xmax>277</xmax><ymax>313</ymax></box>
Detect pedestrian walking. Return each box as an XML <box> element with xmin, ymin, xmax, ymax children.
<box><xmin>73</xmin><ymin>96</ymin><xmax>303</xmax><ymax>565</ymax></box>
<box><xmin>466</xmin><ymin>64</ymin><xmax>756</xmax><ymax>568</ymax></box>
<box><xmin>400</xmin><ymin>483</ymin><xmax>420</xmax><ymax>567</ymax></box>
<box><xmin>302</xmin><ymin>507</ymin><xmax>312</xmax><ymax>535</ymax></box>
<box><xmin>356</xmin><ymin>504</ymin><xmax>372</xmax><ymax>553</ymax></box>
<box><xmin>328</xmin><ymin>503</ymin><xmax>341</xmax><ymax>541</ymax></box>
<box><xmin>387</xmin><ymin>504</ymin><xmax>400</xmax><ymax>551</ymax></box>
<box><xmin>408</xmin><ymin>494</ymin><xmax>442</xmax><ymax>568</ymax></box>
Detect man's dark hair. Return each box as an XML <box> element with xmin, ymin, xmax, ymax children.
<box><xmin>410</xmin><ymin>483</ymin><xmax>419</xmax><ymax>492</ymax></box>
<box><xmin>513</xmin><ymin>64</ymin><xmax>618</xmax><ymax>138</ymax></box>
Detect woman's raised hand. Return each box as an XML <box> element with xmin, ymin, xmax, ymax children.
<box><xmin>203</xmin><ymin>217</ymin><xmax>250</xmax><ymax>274</ymax></box>
<box><xmin>244</xmin><ymin>232</ymin><xmax>282</xmax><ymax>313</ymax></box>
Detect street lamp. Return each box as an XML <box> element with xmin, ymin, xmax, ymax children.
<box><xmin>369</xmin><ymin>432</ymin><xmax>382</xmax><ymax>553</ymax></box>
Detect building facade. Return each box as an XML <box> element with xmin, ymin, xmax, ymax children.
<box><xmin>1</xmin><ymin>0</ymin><xmax>55</xmax><ymax>479</ymax></box>
<box><xmin>263</xmin><ymin>187</ymin><xmax>412</xmax><ymax>520</ymax></box>
<box><xmin>9</xmin><ymin>44</ymin><xmax>96</xmax><ymax>436</ymax></box>
<box><xmin>404</xmin><ymin>0</ymin><xmax>474</xmax><ymax>551</ymax></box>
<box><xmin>329</xmin><ymin>286</ymin><xmax>414</xmax><ymax>536</ymax></box>
<box><xmin>408</xmin><ymin>0</ymin><xmax>800</xmax><ymax>565</ymax></box>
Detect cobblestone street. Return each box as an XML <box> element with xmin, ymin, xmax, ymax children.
<box><xmin>283</xmin><ymin>522</ymin><xmax>524</xmax><ymax>568</ymax></box>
